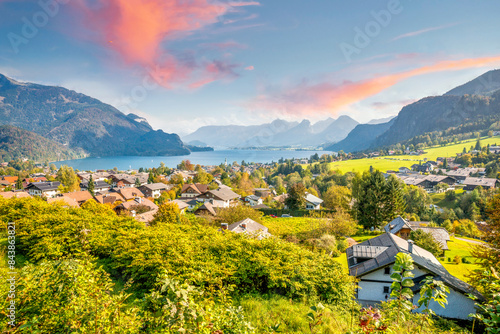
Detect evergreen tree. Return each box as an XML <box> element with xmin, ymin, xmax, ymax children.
<box><xmin>16</xmin><ymin>176</ymin><xmax>23</xmax><ymax>190</ymax></box>
<box><xmin>88</xmin><ymin>175</ymin><xmax>95</xmax><ymax>196</ymax></box>
<box><xmin>383</xmin><ymin>175</ymin><xmax>406</xmax><ymax>221</ymax></box>
<box><xmin>475</xmin><ymin>137</ymin><xmax>482</xmax><ymax>151</ymax></box>
<box><xmin>148</xmin><ymin>172</ymin><xmax>155</xmax><ymax>184</ymax></box>
<box><xmin>135</xmin><ymin>177</ymin><xmax>141</xmax><ymax>187</ymax></box>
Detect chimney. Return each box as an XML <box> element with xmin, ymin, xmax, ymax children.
<box><xmin>240</xmin><ymin>223</ymin><xmax>247</xmax><ymax>229</ymax></box>
<box><xmin>408</xmin><ymin>240</ymin><xmax>414</xmax><ymax>254</ymax></box>
<box><xmin>221</xmin><ymin>223</ymin><xmax>228</xmax><ymax>230</ymax></box>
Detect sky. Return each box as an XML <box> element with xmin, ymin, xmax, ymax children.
<box><xmin>1</xmin><ymin>0</ymin><xmax>500</xmax><ymax>135</ymax></box>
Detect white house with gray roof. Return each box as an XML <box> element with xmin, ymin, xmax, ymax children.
<box><xmin>346</xmin><ymin>233</ymin><xmax>482</xmax><ymax>319</ymax></box>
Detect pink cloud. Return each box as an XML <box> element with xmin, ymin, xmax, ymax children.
<box><xmin>248</xmin><ymin>55</ymin><xmax>500</xmax><ymax>117</ymax></box>
<box><xmin>245</xmin><ymin>65</ymin><xmax>255</xmax><ymax>71</ymax></box>
<box><xmin>67</xmin><ymin>0</ymin><xmax>254</xmax><ymax>89</ymax></box>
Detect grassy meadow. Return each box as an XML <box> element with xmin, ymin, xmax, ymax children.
<box><xmin>327</xmin><ymin>136</ymin><xmax>500</xmax><ymax>173</ymax></box>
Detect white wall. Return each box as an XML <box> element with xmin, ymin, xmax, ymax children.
<box><xmin>414</xmin><ymin>287</ymin><xmax>477</xmax><ymax>320</ymax></box>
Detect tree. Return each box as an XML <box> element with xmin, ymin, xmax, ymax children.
<box><xmin>285</xmin><ymin>183</ymin><xmax>307</xmax><ymax>210</ymax></box>
<box><xmin>409</xmin><ymin>230</ymin><xmax>442</xmax><ymax>257</ymax></box>
<box><xmin>404</xmin><ymin>185</ymin><xmax>431</xmax><ymax>217</ymax></box>
<box><xmin>16</xmin><ymin>176</ymin><xmax>23</xmax><ymax>190</ymax></box>
<box><xmin>56</xmin><ymin>165</ymin><xmax>80</xmax><ymax>193</ymax></box>
<box><xmin>135</xmin><ymin>177</ymin><xmax>141</xmax><ymax>187</ymax></box>
<box><xmin>152</xmin><ymin>202</ymin><xmax>181</xmax><ymax>225</ymax></box>
<box><xmin>353</xmin><ymin>170</ymin><xmax>404</xmax><ymax>229</ymax></box>
<box><xmin>216</xmin><ymin>205</ymin><xmax>264</xmax><ymax>225</ymax></box>
<box><xmin>322</xmin><ymin>185</ymin><xmax>351</xmax><ymax>212</ymax></box>
<box><xmin>88</xmin><ymin>175</ymin><xmax>95</xmax><ymax>196</ymax></box>
<box><xmin>147</xmin><ymin>172</ymin><xmax>154</xmax><ymax>184</ymax></box>
<box><xmin>383</xmin><ymin>175</ymin><xmax>406</xmax><ymax>221</ymax></box>
<box><xmin>475</xmin><ymin>138</ymin><xmax>482</xmax><ymax>151</ymax></box>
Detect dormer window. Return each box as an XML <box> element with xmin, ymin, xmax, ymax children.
<box><xmin>384</xmin><ymin>267</ymin><xmax>391</xmax><ymax>275</ymax></box>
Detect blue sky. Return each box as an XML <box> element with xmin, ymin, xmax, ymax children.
<box><xmin>1</xmin><ymin>0</ymin><xmax>500</xmax><ymax>135</ymax></box>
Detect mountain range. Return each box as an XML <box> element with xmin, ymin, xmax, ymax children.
<box><xmin>326</xmin><ymin>69</ymin><xmax>500</xmax><ymax>152</ymax></box>
<box><xmin>0</xmin><ymin>74</ymin><xmax>194</xmax><ymax>161</ymax></box>
<box><xmin>183</xmin><ymin>115</ymin><xmax>360</xmax><ymax>149</ymax></box>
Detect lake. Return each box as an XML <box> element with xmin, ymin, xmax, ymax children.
<box><xmin>53</xmin><ymin>149</ymin><xmax>331</xmax><ymax>171</ymax></box>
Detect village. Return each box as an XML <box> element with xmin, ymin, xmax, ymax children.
<box><xmin>0</xmin><ymin>145</ymin><xmax>498</xmax><ymax>322</ymax></box>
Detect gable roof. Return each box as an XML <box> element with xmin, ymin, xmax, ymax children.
<box><xmin>171</xmin><ymin>199</ymin><xmax>190</xmax><ymax>211</ymax></box>
<box><xmin>305</xmin><ymin>192</ymin><xmax>323</xmax><ymax>206</ymax></box>
<box><xmin>117</xmin><ymin>187</ymin><xmax>144</xmax><ymax>201</ymax></box>
<box><xmin>205</xmin><ymin>188</ymin><xmax>240</xmax><ymax>201</ymax></box>
<box><xmin>347</xmin><ymin>233</ymin><xmax>481</xmax><ymax>299</ymax></box>
<box><xmin>62</xmin><ymin>191</ymin><xmax>93</xmax><ymax>203</ymax></box>
<box><xmin>181</xmin><ymin>183</ymin><xmax>208</xmax><ymax>195</ymax></box>
<box><xmin>140</xmin><ymin>183</ymin><xmax>172</xmax><ymax>191</ymax></box>
<box><xmin>119</xmin><ymin>197</ymin><xmax>158</xmax><ymax>211</ymax></box>
<box><xmin>94</xmin><ymin>194</ymin><xmax>121</xmax><ymax>205</ymax></box>
<box><xmin>463</xmin><ymin>177</ymin><xmax>498</xmax><ymax>188</ymax></box>
<box><xmin>227</xmin><ymin>218</ymin><xmax>269</xmax><ymax>233</ymax></box>
<box><xmin>47</xmin><ymin>196</ymin><xmax>79</xmax><ymax>208</ymax></box>
<box><xmin>0</xmin><ymin>191</ymin><xmax>31</xmax><ymax>199</ymax></box>
<box><xmin>26</xmin><ymin>181</ymin><xmax>61</xmax><ymax>191</ymax></box>
<box><xmin>194</xmin><ymin>202</ymin><xmax>217</xmax><ymax>216</ymax></box>
<box><xmin>384</xmin><ymin>217</ymin><xmax>450</xmax><ymax>250</ymax></box>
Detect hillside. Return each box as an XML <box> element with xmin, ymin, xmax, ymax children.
<box><xmin>325</xmin><ymin>117</ymin><xmax>396</xmax><ymax>152</ymax></box>
<box><xmin>0</xmin><ymin>125</ymin><xmax>85</xmax><ymax>163</ymax></box>
<box><xmin>0</xmin><ymin>74</ymin><xmax>190</xmax><ymax>157</ymax></box>
<box><xmin>445</xmin><ymin>69</ymin><xmax>500</xmax><ymax>96</ymax></box>
<box><xmin>184</xmin><ymin>115</ymin><xmax>359</xmax><ymax>148</ymax></box>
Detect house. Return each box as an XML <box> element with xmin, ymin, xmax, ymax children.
<box><xmin>419</xmin><ymin>175</ymin><xmax>456</xmax><ymax>191</ymax></box>
<box><xmin>174</xmin><ymin>198</ymin><xmax>199</xmax><ymax>210</ymax></box>
<box><xmin>62</xmin><ymin>191</ymin><xmax>93</xmax><ymax>206</ymax></box>
<box><xmin>398</xmin><ymin>167</ymin><xmax>411</xmax><ymax>174</ymax></box>
<box><xmin>0</xmin><ymin>192</ymin><xmax>31</xmax><ymax>199</ymax></box>
<box><xmin>254</xmin><ymin>188</ymin><xmax>272</xmax><ymax>198</ymax></box>
<box><xmin>194</xmin><ymin>202</ymin><xmax>218</xmax><ymax>216</ymax></box>
<box><xmin>22</xmin><ymin>176</ymin><xmax>47</xmax><ymax>189</ymax></box>
<box><xmin>139</xmin><ymin>183</ymin><xmax>172</xmax><ymax>198</ymax></box>
<box><xmin>180</xmin><ymin>183</ymin><xmax>209</xmax><ymax>198</ymax></box>
<box><xmin>113</xmin><ymin>187</ymin><xmax>145</xmax><ymax>201</ymax></box>
<box><xmin>115</xmin><ymin>197</ymin><xmax>158</xmax><ymax>215</ymax></box>
<box><xmin>47</xmin><ymin>196</ymin><xmax>79</xmax><ymax>208</ymax></box>
<box><xmin>80</xmin><ymin>180</ymin><xmax>111</xmax><ymax>193</ymax></box>
<box><xmin>221</xmin><ymin>218</ymin><xmax>270</xmax><ymax>239</ymax></box>
<box><xmin>445</xmin><ymin>168</ymin><xmax>479</xmax><ymax>183</ymax></box>
<box><xmin>1</xmin><ymin>176</ymin><xmax>18</xmax><ymax>185</ymax></box>
<box><xmin>415</xmin><ymin>163</ymin><xmax>434</xmax><ymax>173</ymax></box>
<box><xmin>397</xmin><ymin>174</ymin><xmax>427</xmax><ymax>187</ymax></box>
<box><xmin>489</xmin><ymin>145</ymin><xmax>500</xmax><ymax>154</ymax></box>
<box><xmin>305</xmin><ymin>192</ymin><xmax>323</xmax><ymax>210</ymax></box>
<box><xmin>463</xmin><ymin>177</ymin><xmax>499</xmax><ymax>191</ymax></box>
<box><xmin>94</xmin><ymin>193</ymin><xmax>122</xmax><ymax>206</ymax></box>
<box><xmin>244</xmin><ymin>194</ymin><xmax>263</xmax><ymax>206</ymax></box>
<box><xmin>171</xmin><ymin>199</ymin><xmax>189</xmax><ymax>213</ymax></box>
<box><xmin>109</xmin><ymin>174</ymin><xmax>148</xmax><ymax>188</ymax></box>
<box><xmin>346</xmin><ymin>233</ymin><xmax>482</xmax><ymax>319</ymax></box>
<box><xmin>197</xmin><ymin>188</ymin><xmax>241</xmax><ymax>208</ymax></box>
<box><xmin>26</xmin><ymin>182</ymin><xmax>61</xmax><ymax>198</ymax></box>
<box><xmin>384</xmin><ymin>217</ymin><xmax>450</xmax><ymax>251</ymax></box>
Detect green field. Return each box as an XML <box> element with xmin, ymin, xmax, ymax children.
<box><xmin>328</xmin><ymin>136</ymin><xmax>500</xmax><ymax>173</ymax></box>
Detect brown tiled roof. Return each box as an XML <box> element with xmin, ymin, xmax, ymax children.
<box><xmin>63</xmin><ymin>191</ymin><xmax>93</xmax><ymax>203</ymax></box>
<box><xmin>120</xmin><ymin>198</ymin><xmax>158</xmax><ymax>211</ymax></box>
<box><xmin>194</xmin><ymin>202</ymin><xmax>217</xmax><ymax>216</ymax></box>
<box><xmin>181</xmin><ymin>183</ymin><xmax>209</xmax><ymax>195</ymax></box>
<box><xmin>47</xmin><ymin>196</ymin><xmax>79</xmax><ymax>208</ymax></box>
<box><xmin>94</xmin><ymin>194</ymin><xmax>121</xmax><ymax>205</ymax></box>
<box><xmin>118</xmin><ymin>187</ymin><xmax>145</xmax><ymax>201</ymax></box>
<box><xmin>0</xmin><ymin>192</ymin><xmax>31</xmax><ymax>199</ymax></box>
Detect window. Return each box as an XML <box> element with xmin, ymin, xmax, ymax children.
<box><xmin>383</xmin><ymin>286</ymin><xmax>390</xmax><ymax>294</ymax></box>
<box><xmin>384</xmin><ymin>267</ymin><xmax>391</xmax><ymax>275</ymax></box>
